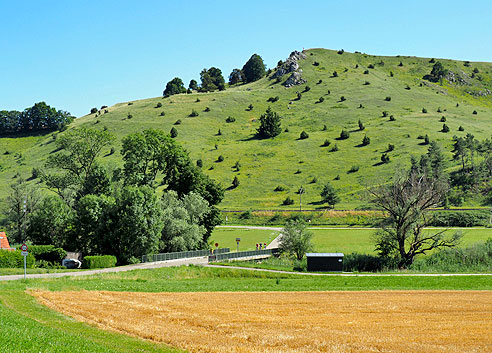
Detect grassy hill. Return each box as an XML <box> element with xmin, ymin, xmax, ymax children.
<box><xmin>2</xmin><ymin>48</ymin><xmax>492</xmax><ymax>210</ymax></box>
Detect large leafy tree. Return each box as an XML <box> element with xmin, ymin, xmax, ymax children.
<box><xmin>200</xmin><ymin>67</ymin><xmax>225</xmax><ymax>92</ymax></box>
<box><xmin>370</xmin><ymin>169</ymin><xmax>461</xmax><ymax>268</ymax></box>
<box><xmin>160</xmin><ymin>191</ymin><xmax>209</xmax><ymax>252</ymax></box>
<box><xmin>121</xmin><ymin>128</ymin><xmax>224</xmax><ymax>245</ymax></box>
<box><xmin>28</xmin><ymin>195</ymin><xmax>74</xmax><ymax>248</ymax></box>
<box><xmin>43</xmin><ymin>127</ymin><xmax>114</xmax><ymax>202</ymax></box>
<box><xmin>242</xmin><ymin>54</ymin><xmax>266</xmax><ymax>83</ymax></box>
<box><xmin>163</xmin><ymin>77</ymin><xmax>186</xmax><ymax>97</ymax></box>
<box><xmin>5</xmin><ymin>177</ymin><xmax>41</xmax><ymax>243</ymax></box>
<box><xmin>188</xmin><ymin>79</ymin><xmax>198</xmax><ymax>91</ymax></box>
<box><xmin>228</xmin><ymin>68</ymin><xmax>244</xmax><ymax>85</ymax></box>
<box><xmin>279</xmin><ymin>220</ymin><xmax>313</xmax><ymax>260</ymax></box>
<box><xmin>121</xmin><ymin>129</ymin><xmax>176</xmax><ymax>187</ymax></box>
<box><xmin>107</xmin><ymin>186</ymin><xmax>163</xmax><ymax>264</ymax></box>
<box><xmin>0</xmin><ymin>102</ymin><xmax>73</xmax><ymax>134</ymax></box>
<box><xmin>257</xmin><ymin>107</ymin><xmax>282</xmax><ymax>138</ymax></box>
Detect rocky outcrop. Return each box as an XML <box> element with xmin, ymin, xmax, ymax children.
<box><xmin>271</xmin><ymin>50</ymin><xmax>307</xmax><ymax>87</ymax></box>
<box><xmin>283</xmin><ymin>71</ymin><xmax>306</xmax><ymax>87</ymax></box>
<box><xmin>446</xmin><ymin>71</ymin><xmax>471</xmax><ymax>86</ymax></box>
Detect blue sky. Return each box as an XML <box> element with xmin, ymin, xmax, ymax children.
<box><xmin>1</xmin><ymin>0</ymin><xmax>491</xmax><ymax>117</ymax></box>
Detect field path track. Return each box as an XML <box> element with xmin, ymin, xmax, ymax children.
<box><xmin>0</xmin><ymin>256</ymin><xmax>208</xmax><ymax>281</ymax></box>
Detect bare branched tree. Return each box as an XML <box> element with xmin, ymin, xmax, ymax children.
<box><xmin>369</xmin><ymin>170</ymin><xmax>461</xmax><ymax>268</ymax></box>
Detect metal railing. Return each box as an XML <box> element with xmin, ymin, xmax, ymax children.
<box><xmin>142</xmin><ymin>248</ymin><xmax>230</xmax><ymax>263</ymax></box>
<box><xmin>209</xmin><ymin>248</ymin><xmax>278</xmax><ymax>262</ymax></box>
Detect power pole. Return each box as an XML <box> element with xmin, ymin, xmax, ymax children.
<box><xmin>298</xmin><ymin>186</ymin><xmax>305</xmax><ymax>212</ymax></box>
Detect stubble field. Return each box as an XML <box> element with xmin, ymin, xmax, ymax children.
<box><xmin>33</xmin><ymin>290</ymin><xmax>492</xmax><ymax>353</ymax></box>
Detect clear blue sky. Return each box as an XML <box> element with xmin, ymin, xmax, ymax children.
<box><xmin>2</xmin><ymin>0</ymin><xmax>491</xmax><ymax>117</ymax></box>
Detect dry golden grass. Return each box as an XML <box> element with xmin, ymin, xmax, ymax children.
<box><xmin>32</xmin><ymin>290</ymin><xmax>492</xmax><ymax>353</ymax></box>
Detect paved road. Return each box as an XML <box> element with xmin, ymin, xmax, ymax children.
<box><xmin>205</xmin><ymin>264</ymin><xmax>492</xmax><ymax>277</ymax></box>
<box><xmin>0</xmin><ymin>256</ymin><xmax>208</xmax><ymax>281</ymax></box>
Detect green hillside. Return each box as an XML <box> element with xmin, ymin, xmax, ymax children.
<box><xmin>2</xmin><ymin>48</ymin><xmax>492</xmax><ymax>210</ymax></box>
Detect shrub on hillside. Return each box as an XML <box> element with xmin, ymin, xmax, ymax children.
<box><xmin>299</xmin><ymin>131</ymin><xmax>309</xmax><ymax>139</ymax></box>
<box><xmin>441</xmin><ymin>123</ymin><xmax>450</xmax><ymax>133</ymax></box>
<box><xmin>160</xmin><ymin>111</ymin><xmax>166</xmax><ymax>116</ymax></box>
<box><xmin>389</xmin><ymin>115</ymin><xmax>396</xmax><ymax>121</ymax></box>
<box><xmin>82</xmin><ymin>255</ymin><xmax>117</xmax><ymax>269</ymax></box>
<box><xmin>174</xmin><ymin>119</ymin><xmax>181</xmax><ymax>125</ymax></box>
<box><xmin>361</xmin><ymin>135</ymin><xmax>370</xmax><ymax>146</ymax></box>
<box><xmin>321</xmin><ymin>139</ymin><xmax>331</xmax><ymax>147</ymax></box>
<box><xmin>283</xmin><ymin>196</ymin><xmax>294</xmax><ymax>205</ymax></box>
<box><xmin>458</xmin><ymin>126</ymin><xmax>464</xmax><ymax>131</ymax></box>
<box><xmin>156</xmin><ymin>102</ymin><xmax>162</xmax><ymax>108</ymax></box>
<box><xmin>381</xmin><ymin>153</ymin><xmax>390</xmax><ymax>164</ymax></box>
<box><xmin>339</xmin><ymin>130</ymin><xmax>349</xmax><ymax>139</ymax></box>
<box><xmin>422</xmin><ymin>108</ymin><xmax>427</xmax><ymax>113</ymax></box>
<box><xmin>348</xmin><ymin>165</ymin><xmax>359</xmax><ymax>173</ymax></box>
<box><xmin>204</xmin><ymin>107</ymin><xmax>210</xmax><ymax>112</ymax></box>
<box><xmin>267</xmin><ymin>96</ymin><xmax>279</xmax><ymax>103</ymax></box>
<box><xmin>170</xmin><ymin>127</ymin><xmax>178</xmax><ymax>138</ymax></box>
<box><xmin>274</xmin><ymin>185</ymin><xmax>285</xmax><ymax>192</ymax></box>
<box><xmin>225</xmin><ymin>116</ymin><xmax>236</xmax><ymax>123</ymax></box>
<box><xmin>189</xmin><ymin>109</ymin><xmax>199</xmax><ymax>117</ymax></box>
<box><xmin>440</xmin><ymin>116</ymin><xmax>446</xmax><ymax>122</ymax></box>
<box><xmin>385</xmin><ymin>96</ymin><xmax>391</xmax><ymax>101</ymax></box>
<box><xmin>217</xmin><ymin>155</ymin><xmax>224</xmax><ymax>162</ymax></box>
<box><xmin>382</xmin><ymin>111</ymin><xmax>389</xmax><ymax>117</ymax></box>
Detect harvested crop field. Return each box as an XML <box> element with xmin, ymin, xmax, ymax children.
<box><xmin>32</xmin><ymin>290</ymin><xmax>492</xmax><ymax>353</ymax></box>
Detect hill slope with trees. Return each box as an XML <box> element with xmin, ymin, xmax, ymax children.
<box><xmin>2</xmin><ymin>48</ymin><xmax>492</xmax><ymax>211</ymax></box>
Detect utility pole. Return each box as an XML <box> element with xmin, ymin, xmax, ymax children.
<box><xmin>298</xmin><ymin>186</ymin><xmax>305</xmax><ymax>212</ymax></box>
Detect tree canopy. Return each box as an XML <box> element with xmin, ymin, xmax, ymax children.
<box><xmin>200</xmin><ymin>67</ymin><xmax>225</xmax><ymax>92</ymax></box>
<box><xmin>228</xmin><ymin>68</ymin><xmax>244</xmax><ymax>85</ymax></box>
<box><xmin>279</xmin><ymin>220</ymin><xmax>313</xmax><ymax>260</ymax></box>
<box><xmin>424</xmin><ymin>61</ymin><xmax>448</xmax><ymax>83</ymax></box>
<box><xmin>163</xmin><ymin>77</ymin><xmax>186</xmax><ymax>97</ymax></box>
<box><xmin>0</xmin><ymin>102</ymin><xmax>73</xmax><ymax>134</ymax></box>
<box><xmin>44</xmin><ymin>127</ymin><xmax>114</xmax><ymax>201</ymax></box>
<box><xmin>242</xmin><ymin>54</ymin><xmax>266</xmax><ymax>83</ymax></box>
<box><xmin>370</xmin><ymin>169</ymin><xmax>460</xmax><ymax>268</ymax></box>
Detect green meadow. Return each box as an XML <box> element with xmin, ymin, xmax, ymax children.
<box><xmin>210</xmin><ymin>226</ymin><xmax>492</xmax><ymax>253</ymax></box>
<box><xmin>2</xmin><ymin>49</ymin><xmax>492</xmax><ymax>210</ymax></box>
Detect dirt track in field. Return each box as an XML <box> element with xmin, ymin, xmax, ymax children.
<box><xmin>32</xmin><ymin>290</ymin><xmax>492</xmax><ymax>353</ymax></box>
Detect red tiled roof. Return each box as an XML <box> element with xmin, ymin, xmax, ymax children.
<box><xmin>0</xmin><ymin>232</ymin><xmax>11</xmax><ymax>250</ymax></box>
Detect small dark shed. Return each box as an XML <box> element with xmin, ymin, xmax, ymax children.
<box><xmin>306</xmin><ymin>253</ymin><xmax>344</xmax><ymax>272</ymax></box>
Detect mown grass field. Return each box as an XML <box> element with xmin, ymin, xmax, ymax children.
<box><xmin>210</xmin><ymin>226</ymin><xmax>492</xmax><ymax>253</ymax></box>
<box><xmin>2</xmin><ymin>49</ymin><xmax>492</xmax><ymax>210</ymax></box>
<box><xmin>1</xmin><ymin>266</ymin><xmax>492</xmax><ymax>352</ymax></box>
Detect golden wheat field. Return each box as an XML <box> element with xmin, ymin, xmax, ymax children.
<box><xmin>32</xmin><ymin>290</ymin><xmax>492</xmax><ymax>353</ymax></box>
